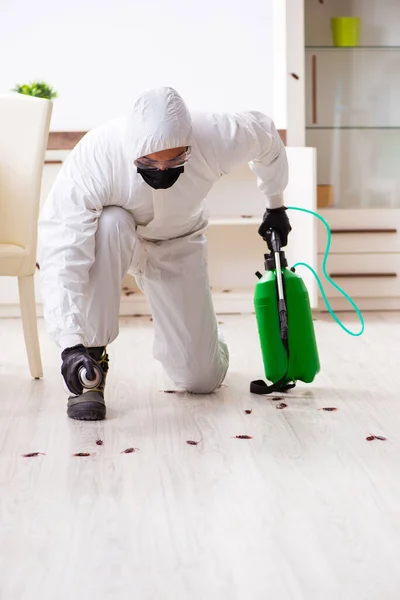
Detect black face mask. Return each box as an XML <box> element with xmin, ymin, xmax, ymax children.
<box><xmin>137</xmin><ymin>166</ymin><xmax>184</xmax><ymax>190</ymax></box>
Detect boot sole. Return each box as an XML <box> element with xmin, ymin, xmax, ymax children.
<box><xmin>67</xmin><ymin>400</ymin><xmax>106</xmax><ymax>421</ymax></box>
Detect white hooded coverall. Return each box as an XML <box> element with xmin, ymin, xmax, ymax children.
<box><xmin>38</xmin><ymin>87</ymin><xmax>288</xmax><ymax>393</ymax></box>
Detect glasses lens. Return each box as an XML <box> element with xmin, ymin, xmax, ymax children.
<box><xmin>135</xmin><ymin>147</ymin><xmax>191</xmax><ymax>170</ymax></box>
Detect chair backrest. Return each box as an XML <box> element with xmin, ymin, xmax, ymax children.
<box><xmin>0</xmin><ymin>93</ymin><xmax>52</xmax><ymax>275</ymax></box>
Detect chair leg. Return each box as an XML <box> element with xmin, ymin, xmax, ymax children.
<box><xmin>18</xmin><ymin>275</ymin><xmax>43</xmax><ymax>379</ymax></box>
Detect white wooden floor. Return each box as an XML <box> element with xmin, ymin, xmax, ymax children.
<box><xmin>0</xmin><ymin>312</ymin><xmax>399</xmax><ymax>600</ymax></box>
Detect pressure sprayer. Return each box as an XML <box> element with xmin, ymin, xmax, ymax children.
<box><xmin>251</xmin><ymin>206</ymin><xmax>365</xmax><ymax>395</ymax></box>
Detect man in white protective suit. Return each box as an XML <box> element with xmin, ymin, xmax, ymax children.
<box><xmin>38</xmin><ymin>86</ymin><xmax>291</xmax><ymax>421</ymax></box>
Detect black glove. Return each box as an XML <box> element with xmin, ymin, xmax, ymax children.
<box><xmin>61</xmin><ymin>344</ymin><xmax>98</xmax><ymax>396</ymax></box>
<box><xmin>258</xmin><ymin>206</ymin><xmax>292</xmax><ymax>249</ymax></box>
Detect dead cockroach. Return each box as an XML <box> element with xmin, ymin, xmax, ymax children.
<box><xmin>244</xmin><ymin>409</ymin><xmax>253</xmax><ymax>415</ymax></box>
<box><xmin>22</xmin><ymin>452</ymin><xmax>45</xmax><ymax>458</ymax></box>
<box><xmin>121</xmin><ymin>447</ymin><xmax>140</xmax><ymax>454</ymax></box>
<box><xmin>186</xmin><ymin>439</ymin><xmax>202</xmax><ymax>446</ymax></box>
<box><xmin>366</xmin><ymin>435</ymin><xmax>387</xmax><ymax>441</ymax></box>
<box><xmin>95</xmin><ymin>439</ymin><xmax>103</xmax><ymax>446</ymax></box>
<box><xmin>231</xmin><ymin>435</ymin><xmax>253</xmax><ymax>439</ymax></box>
<box><xmin>290</xmin><ymin>73</ymin><xmax>300</xmax><ymax>79</ymax></box>
<box><xmin>319</xmin><ymin>407</ymin><xmax>338</xmax><ymax>412</ymax></box>
<box><xmin>73</xmin><ymin>452</ymin><xmax>94</xmax><ymax>457</ymax></box>
<box><xmin>276</xmin><ymin>403</ymin><xmax>287</xmax><ymax>410</ymax></box>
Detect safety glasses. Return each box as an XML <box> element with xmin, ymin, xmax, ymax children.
<box><xmin>134</xmin><ymin>146</ymin><xmax>191</xmax><ymax>171</ymax></box>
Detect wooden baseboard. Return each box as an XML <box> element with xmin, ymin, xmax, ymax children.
<box><xmin>47</xmin><ymin>130</ymin><xmax>287</xmax><ymax>151</ymax></box>
<box><xmin>47</xmin><ymin>131</ymin><xmax>87</xmax><ymax>150</ymax></box>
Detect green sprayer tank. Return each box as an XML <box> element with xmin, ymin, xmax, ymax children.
<box><xmin>252</xmin><ymin>230</ymin><xmax>320</xmax><ymax>394</ymax></box>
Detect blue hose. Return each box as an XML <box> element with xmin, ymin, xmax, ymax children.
<box><xmin>286</xmin><ymin>206</ymin><xmax>365</xmax><ymax>337</ymax></box>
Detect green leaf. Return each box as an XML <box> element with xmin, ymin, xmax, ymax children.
<box><xmin>12</xmin><ymin>80</ymin><xmax>58</xmax><ymax>99</ymax></box>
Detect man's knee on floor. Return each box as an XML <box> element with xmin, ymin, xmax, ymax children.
<box><xmin>179</xmin><ymin>363</ymin><xmax>229</xmax><ymax>394</ymax></box>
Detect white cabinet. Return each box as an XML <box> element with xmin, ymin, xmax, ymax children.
<box><xmin>307</xmin><ymin>128</ymin><xmax>400</xmax><ymax>209</ymax></box>
<box><xmin>317</xmin><ymin>253</ymin><xmax>400</xmax><ymax>298</ymax></box>
<box><xmin>305</xmin><ymin>48</ymin><xmax>400</xmax><ymax>128</ymax></box>
<box><xmin>285</xmin><ymin>0</ymin><xmax>400</xmax><ymax>311</ymax></box>
<box><xmin>317</xmin><ymin>208</ymin><xmax>400</xmax><ymax>310</ymax></box>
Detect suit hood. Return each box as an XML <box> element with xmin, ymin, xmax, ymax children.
<box><xmin>126</xmin><ymin>86</ymin><xmax>193</xmax><ymax>161</ymax></box>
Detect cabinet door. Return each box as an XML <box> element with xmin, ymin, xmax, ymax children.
<box><xmin>307</xmin><ymin>128</ymin><xmax>400</xmax><ymax>208</ymax></box>
<box><xmin>317</xmin><ymin>209</ymin><xmax>400</xmax><ymax>253</ymax></box>
<box><xmin>305</xmin><ymin>48</ymin><xmax>400</xmax><ymax>128</ymax></box>
<box><xmin>317</xmin><ymin>253</ymin><xmax>400</xmax><ymax>298</ymax></box>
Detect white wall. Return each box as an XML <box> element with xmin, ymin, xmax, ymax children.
<box><xmin>0</xmin><ymin>0</ymin><xmax>285</xmax><ymax>130</ymax></box>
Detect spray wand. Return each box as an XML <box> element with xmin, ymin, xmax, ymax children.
<box><xmin>269</xmin><ymin>230</ymin><xmax>289</xmax><ymax>349</ymax></box>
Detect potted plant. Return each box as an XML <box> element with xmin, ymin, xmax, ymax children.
<box><xmin>12</xmin><ymin>80</ymin><xmax>58</xmax><ymax>100</ymax></box>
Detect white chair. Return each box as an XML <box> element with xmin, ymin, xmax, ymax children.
<box><xmin>0</xmin><ymin>93</ymin><xmax>53</xmax><ymax>378</ymax></box>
